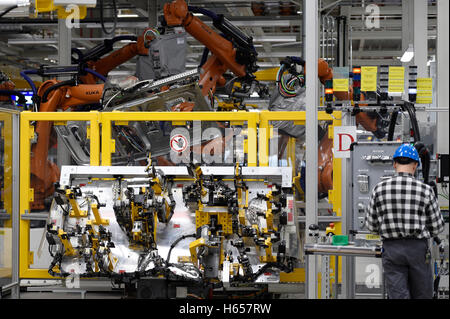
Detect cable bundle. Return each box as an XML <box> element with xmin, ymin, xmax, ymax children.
<box><xmin>276</xmin><ymin>57</ymin><xmax>305</xmax><ymax>98</ymax></box>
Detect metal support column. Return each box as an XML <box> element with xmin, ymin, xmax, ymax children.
<box><xmin>148</xmin><ymin>0</ymin><xmax>158</xmax><ymax>27</ymax></box>
<box><xmin>342</xmin><ymin>180</ymin><xmax>354</xmax><ymax>298</ymax></box>
<box><xmin>339</xmin><ymin>6</ymin><xmax>350</xmax><ymax>67</ymax></box>
<box><xmin>57</xmin><ymin>19</ymin><xmax>72</xmax><ymax>168</ymax></box>
<box><xmin>413</xmin><ymin>0</ymin><xmax>428</xmax><ymax>78</ymax></box>
<box><xmin>304</xmin><ymin>0</ymin><xmax>319</xmax><ymax>299</ymax></box>
<box><xmin>402</xmin><ymin>0</ymin><xmax>428</xmax><ymax>106</ymax></box>
<box><xmin>341</xmin><ymin>112</ymin><xmax>354</xmax><ymax>299</ymax></box>
<box><xmin>11</xmin><ymin>112</ymin><xmax>19</xmax><ymax>298</ymax></box>
<box><xmin>401</xmin><ymin>0</ymin><xmax>414</xmax><ymax>64</ymax></box>
<box><xmin>413</xmin><ymin>0</ymin><xmax>428</xmax><ymax>123</ymax></box>
<box><xmin>436</xmin><ymin>0</ymin><xmax>449</xmax><ymax>154</ymax></box>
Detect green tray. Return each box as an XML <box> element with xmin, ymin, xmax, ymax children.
<box><xmin>332</xmin><ymin>235</ymin><xmax>349</xmax><ymax>246</ymax></box>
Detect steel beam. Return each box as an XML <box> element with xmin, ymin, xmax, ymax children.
<box><xmin>11</xmin><ymin>111</ymin><xmax>20</xmax><ymax>298</ymax></box>
<box><xmin>57</xmin><ymin>19</ymin><xmax>72</xmax><ymax>169</ymax></box>
<box><xmin>413</xmin><ymin>0</ymin><xmax>428</xmax><ymax>78</ymax></box>
<box><xmin>304</xmin><ymin>0</ymin><xmax>319</xmax><ymax>299</ymax></box>
<box><xmin>436</xmin><ymin>0</ymin><xmax>449</xmax><ymax>154</ymax></box>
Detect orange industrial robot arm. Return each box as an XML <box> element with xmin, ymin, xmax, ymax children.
<box><xmin>80</xmin><ymin>31</ymin><xmax>153</xmax><ymax>84</ymax></box>
<box><xmin>30</xmin><ymin>80</ymin><xmax>103</xmax><ymax>210</ymax></box>
<box><xmin>164</xmin><ymin>0</ymin><xmax>256</xmax><ymax>96</ymax></box>
<box><xmin>30</xmin><ymin>30</ymin><xmax>155</xmax><ymax>210</ymax></box>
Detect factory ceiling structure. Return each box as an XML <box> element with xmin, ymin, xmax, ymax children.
<box><xmin>0</xmin><ymin>0</ymin><xmax>438</xmax><ymax>77</ymax></box>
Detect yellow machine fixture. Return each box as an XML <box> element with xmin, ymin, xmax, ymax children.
<box><xmin>46</xmin><ymin>187</ymin><xmax>117</xmax><ymax>277</ymax></box>
<box><xmin>113</xmin><ymin>164</ymin><xmax>175</xmax><ymax>250</ymax></box>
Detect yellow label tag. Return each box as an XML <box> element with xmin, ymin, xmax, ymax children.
<box><xmin>388</xmin><ymin>67</ymin><xmax>405</xmax><ymax>93</ymax></box>
<box><xmin>361</xmin><ymin>66</ymin><xmax>378</xmax><ymax>91</ymax></box>
<box><xmin>417</xmin><ymin>78</ymin><xmax>433</xmax><ymax>90</ymax></box>
<box><xmin>416</xmin><ymin>78</ymin><xmax>433</xmax><ymax>104</ymax></box>
<box><xmin>366</xmin><ymin>234</ymin><xmax>381</xmax><ymax>240</ymax></box>
<box><xmin>333</xmin><ymin>78</ymin><xmax>349</xmax><ymax>92</ymax></box>
<box><xmin>416</xmin><ymin>94</ymin><xmax>433</xmax><ymax>104</ymax></box>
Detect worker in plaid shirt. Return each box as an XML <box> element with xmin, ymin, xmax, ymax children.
<box><xmin>365</xmin><ymin>144</ymin><xmax>444</xmax><ymax>299</ymax></box>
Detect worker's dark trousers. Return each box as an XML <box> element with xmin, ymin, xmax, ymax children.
<box><xmin>382</xmin><ymin>238</ymin><xmax>433</xmax><ymax>299</ymax></box>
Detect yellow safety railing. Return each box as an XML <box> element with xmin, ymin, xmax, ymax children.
<box><xmin>18</xmin><ymin>110</ymin><xmax>343</xmax><ymax>285</ymax></box>
<box><xmin>0</xmin><ymin>112</ymin><xmax>13</xmax><ymax>228</ymax></box>
<box><xmin>0</xmin><ymin>111</ymin><xmax>14</xmax><ymax>279</ymax></box>
<box><xmin>100</xmin><ymin>111</ymin><xmax>259</xmax><ymax>166</ymax></box>
<box><xmin>19</xmin><ymin>111</ymin><xmax>100</xmax><ymax>279</ymax></box>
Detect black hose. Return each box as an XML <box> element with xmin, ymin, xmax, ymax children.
<box><xmin>401</xmin><ymin>101</ymin><xmax>421</xmax><ymax>142</ymax></box>
<box><xmin>0</xmin><ymin>90</ymin><xmax>26</xmax><ymax>104</ymax></box>
<box><xmin>77</xmin><ymin>35</ymin><xmax>137</xmax><ymax>64</ymax></box>
<box><xmin>41</xmin><ymin>79</ymin><xmax>77</xmax><ymax>104</ymax></box>
<box><xmin>71</xmin><ymin>47</ymin><xmax>84</xmax><ymax>64</ymax></box>
<box><xmin>251</xmin><ymin>262</ymin><xmax>292</xmax><ymax>281</ymax></box>
<box><xmin>187</xmin><ymin>6</ymin><xmax>219</xmax><ymax>20</ymax></box>
<box><xmin>199</xmin><ymin>47</ymin><xmax>210</xmax><ymax>68</ymax></box>
<box><xmin>100</xmin><ymin>0</ymin><xmax>117</xmax><ymax>35</ymax></box>
<box><xmin>415</xmin><ymin>142</ymin><xmax>431</xmax><ymax>185</ymax></box>
<box><xmin>166</xmin><ymin>233</ymin><xmax>196</xmax><ymax>264</ymax></box>
<box><xmin>399</xmin><ymin>101</ymin><xmax>433</xmax><ymax>185</ymax></box>
<box><xmin>0</xmin><ymin>5</ymin><xmax>18</xmax><ymax>19</ymax></box>
<box><xmin>434</xmin><ymin>275</ymin><xmax>441</xmax><ymax>299</ymax></box>
<box><xmin>387</xmin><ymin>110</ymin><xmax>399</xmax><ymax>141</ymax></box>
<box><xmin>48</xmin><ymin>253</ymin><xmax>70</xmax><ymax>278</ymax></box>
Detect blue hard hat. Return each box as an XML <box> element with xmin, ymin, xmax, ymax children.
<box><xmin>393</xmin><ymin>143</ymin><xmax>420</xmax><ymax>163</ymax></box>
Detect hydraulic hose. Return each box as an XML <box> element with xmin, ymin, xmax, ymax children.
<box><xmin>251</xmin><ymin>262</ymin><xmax>292</xmax><ymax>281</ymax></box>
<box><xmin>20</xmin><ymin>70</ymin><xmax>38</xmax><ymax>95</ymax></box>
<box><xmin>415</xmin><ymin>141</ymin><xmax>431</xmax><ymax>185</ymax></box>
<box><xmin>199</xmin><ymin>47</ymin><xmax>210</xmax><ymax>67</ymax></box>
<box><xmin>188</xmin><ymin>5</ymin><xmax>257</xmax><ymax>55</ymax></box>
<box><xmin>187</xmin><ymin>6</ymin><xmax>219</xmax><ymax>20</ymax></box>
<box><xmin>0</xmin><ymin>90</ymin><xmax>26</xmax><ymax>105</ymax></box>
<box><xmin>77</xmin><ymin>35</ymin><xmax>138</xmax><ymax>63</ymax></box>
<box><xmin>84</xmin><ymin>68</ymin><xmax>107</xmax><ymax>82</ymax></box>
<box><xmin>166</xmin><ymin>233</ymin><xmax>196</xmax><ymax>264</ymax></box>
<box><xmin>0</xmin><ymin>5</ymin><xmax>17</xmax><ymax>19</ymax></box>
<box><xmin>398</xmin><ymin>101</ymin><xmax>432</xmax><ymax>185</ymax></box>
<box><xmin>41</xmin><ymin>79</ymin><xmax>77</xmax><ymax>104</ymax></box>
<box><xmin>71</xmin><ymin>47</ymin><xmax>84</xmax><ymax>64</ymax></box>
<box><xmin>99</xmin><ymin>0</ymin><xmax>117</xmax><ymax>35</ymax></box>
<box><xmin>111</xmin><ymin>35</ymin><xmax>138</xmax><ymax>42</ymax></box>
<box><xmin>387</xmin><ymin>110</ymin><xmax>399</xmax><ymax>141</ymax></box>
<box><xmin>401</xmin><ymin>101</ymin><xmax>421</xmax><ymax>142</ymax></box>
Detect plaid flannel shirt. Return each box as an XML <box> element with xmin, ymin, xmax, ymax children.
<box><xmin>365</xmin><ymin>172</ymin><xmax>444</xmax><ymax>240</ymax></box>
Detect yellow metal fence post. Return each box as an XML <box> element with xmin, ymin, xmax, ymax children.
<box><xmin>0</xmin><ymin>112</ymin><xmax>13</xmax><ymax>228</ymax></box>
<box><xmin>19</xmin><ymin>112</ymin><xmax>100</xmax><ymax>279</ymax></box>
<box><xmin>0</xmin><ymin>111</ymin><xmax>13</xmax><ymax>279</ymax></box>
<box><xmin>19</xmin><ymin>112</ymin><xmax>32</xmax><ymax>278</ymax></box>
<box><xmin>89</xmin><ymin>111</ymin><xmax>100</xmax><ymax>166</ymax></box>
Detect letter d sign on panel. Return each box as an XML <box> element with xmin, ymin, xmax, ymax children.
<box><xmin>333</xmin><ymin>126</ymin><xmax>357</xmax><ymax>158</ymax></box>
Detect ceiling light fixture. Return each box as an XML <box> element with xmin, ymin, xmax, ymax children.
<box><xmin>400</xmin><ymin>44</ymin><xmax>414</xmax><ymax>63</ymax></box>
<box><xmin>117</xmin><ymin>13</ymin><xmax>138</xmax><ymax>18</ymax></box>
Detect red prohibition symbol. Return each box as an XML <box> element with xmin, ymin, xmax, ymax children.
<box><xmin>170</xmin><ymin>134</ymin><xmax>188</xmax><ymax>153</ymax></box>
